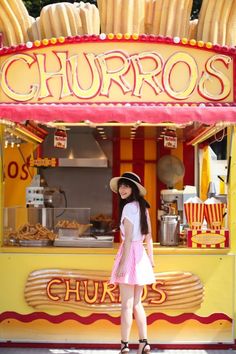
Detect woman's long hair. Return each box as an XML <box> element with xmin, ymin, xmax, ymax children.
<box><xmin>117</xmin><ymin>178</ymin><xmax>150</xmax><ymax>234</ymax></box>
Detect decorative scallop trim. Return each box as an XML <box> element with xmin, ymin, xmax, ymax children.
<box><xmin>0</xmin><ymin>34</ymin><xmax>236</xmax><ymax>55</ymax></box>
<box><xmin>0</xmin><ymin>101</ymin><xmax>235</xmax><ymax>107</ymax></box>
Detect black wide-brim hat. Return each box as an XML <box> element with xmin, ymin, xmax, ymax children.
<box><xmin>110</xmin><ymin>172</ymin><xmax>146</xmax><ymax>196</ymax></box>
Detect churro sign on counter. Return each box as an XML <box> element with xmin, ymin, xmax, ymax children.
<box><xmin>24</xmin><ymin>269</ymin><xmax>204</xmax><ymax>312</ymax></box>
<box><xmin>0</xmin><ymin>41</ymin><xmax>234</xmax><ymax>104</ymax></box>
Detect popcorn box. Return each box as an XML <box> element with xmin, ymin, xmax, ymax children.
<box><xmin>204</xmin><ymin>202</ymin><xmax>225</xmax><ymax>230</ymax></box>
<box><xmin>184</xmin><ymin>201</ymin><xmax>204</xmax><ymax>230</ymax></box>
<box><xmin>187</xmin><ymin>229</ymin><xmax>229</xmax><ymax>248</ymax></box>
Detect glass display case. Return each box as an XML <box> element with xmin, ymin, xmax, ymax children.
<box><xmin>3</xmin><ymin>207</ymin><xmax>114</xmax><ymax>248</ymax></box>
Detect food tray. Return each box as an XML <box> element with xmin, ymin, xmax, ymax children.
<box><xmin>58</xmin><ymin>228</ymin><xmax>79</xmax><ymax>238</ymax></box>
<box><xmin>19</xmin><ymin>239</ymin><xmax>53</xmax><ymax>247</ymax></box>
<box><xmin>54</xmin><ymin>236</ymin><xmax>114</xmax><ymax>248</ymax></box>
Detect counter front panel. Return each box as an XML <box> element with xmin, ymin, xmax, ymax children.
<box><xmin>0</xmin><ymin>249</ymin><xmax>234</xmax><ymax>344</ymax></box>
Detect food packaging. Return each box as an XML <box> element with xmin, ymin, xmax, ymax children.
<box><xmin>204</xmin><ymin>197</ymin><xmax>224</xmax><ymax>230</ymax></box>
<box><xmin>184</xmin><ymin>196</ymin><xmax>204</xmax><ymax>230</ymax></box>
<box><xmin>187</xmin><ymin>229</ymin><xmax>229</xmax><ymax>248</ymax></box>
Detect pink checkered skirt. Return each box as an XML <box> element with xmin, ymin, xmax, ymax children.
<box><xmin>110</xmin><ymin>240</ymin><xmax>156</xmax><ymax>285</ymax></box>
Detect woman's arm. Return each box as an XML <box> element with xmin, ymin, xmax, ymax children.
<box><xmin>116</xmin><ymin>218</ymin><xmax>133</xmax><ymax>278</ymax></box>
<box><xmin>145</xmin><ymin>233</ymin><xmax>155</xmax><ymax>267</ymax></box>
<box><xmin>144</xmin><ymin>211</ymin><xmax>155</xmax><ymax>267</ymax></box>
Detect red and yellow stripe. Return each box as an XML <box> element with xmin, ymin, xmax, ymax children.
<box><xmin>113</xmin><ymin>127</ymin><xmax>157</xmax><ymax>241</ymax></box>
<box><xmin>112</xmin><ymin>128</ymin><xmax>194</xmax><ymax>242</ymax></box>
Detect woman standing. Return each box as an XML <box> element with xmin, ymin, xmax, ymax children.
<box><xmin>109</xmin><ymin>172</ymin><xmax>155</xmax><ymax>354</ymax></box>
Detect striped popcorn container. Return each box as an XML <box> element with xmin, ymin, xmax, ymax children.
<box><xmin>204</xmin><ymin>198</ymin><xmax>224</xmax><ymax>230</ymax></box>
<box><xmin>184</xmin><ymin>198</ymin><xmax>204</xmax><ymax>230</ymax></box>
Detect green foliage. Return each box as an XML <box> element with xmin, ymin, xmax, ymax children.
<box><xmin>191</xmin><ymin>0</ymin><xmax>203</xmax><ymax>20</ymax></box>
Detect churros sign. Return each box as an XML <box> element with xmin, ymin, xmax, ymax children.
<box><xmin>0</xmin><ymin>41</ymin><xmax>233</xmax><ymax>104</ymax></box>
<box><xmin>24</xmin><ymin>269</ymin><xmax>204</xmax><ymax>312</ymax></box>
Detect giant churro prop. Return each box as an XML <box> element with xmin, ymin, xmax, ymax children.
<box><xmin>25</xmin><ymin>270</ymin><xmax>204</xmax><ymax>311</ymax></box>
<box><xmin>1</xmin><ymin>0</ymin><xmax>236</xmax><ymax>46</ymax></box>
<box><xmin>0</xmin><ymin>1</ymin><xmax>100</xmax><ymax>46</ymax></box>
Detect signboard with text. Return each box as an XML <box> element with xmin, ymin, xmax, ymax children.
<box><xmin>0</xmin><ymin>252</ymin><xmax>234</xmax><ymax>344</ymax></box>
<box><xmin>0</xmin><ymin>40</ymin><xmax>234</xmax><ymax>105</ymax></box>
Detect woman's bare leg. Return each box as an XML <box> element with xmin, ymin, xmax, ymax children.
<box><xmin>133</xmin><ymin>285</ymin><xmax>150</xmax><ymax>353</ymax></box>
<box><xmin>119</xmin><ymin>284</ymin><xmax>135</xmax><ymax>347</ymax></box>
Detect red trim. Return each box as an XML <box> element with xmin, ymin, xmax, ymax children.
<box><xmin>25</xmin><ymin>121</ymin><xmax>49</xmax><ymax>138</ymax></box>
<box><xmin>183</xmin><ymin>142</ymin><xmax>194</xmax><ymax>186</ymax></box>
<box><xmin>156</xmin><ymin>139</ymin><xmax>168</xmax><ymax>241</ymax></box>
<box><xmin>133</xmin><ymin>127</ymin><xmax>144</xmax><ymax>184</ymax></box>
<box><xmin>1</xmin><ymin>34</ymin><xmax>236</xmax><ymax>55</ymax></box>
<box><xmin>0</xmin><ymin>342</ymin><xmax>235</xmax><ymax>349</ymax></box>
<box><xmin>1</xmin><ymin>104</ymin><xmax>236</xmax><ymax>124</ymax></box>
<box><xmin>36</xmin><ymin>145</ymin><xmax>42</xmax><ymax>159</ymax></box>
<box><xmin>157</xmin><ymin>140</ymin><xmax>171</xmax><ymax>202</ymax></box>
<box><xmin>0</xmin><ymin>311</ymin><xmax>231</xmax><ymax>325</ymax></box>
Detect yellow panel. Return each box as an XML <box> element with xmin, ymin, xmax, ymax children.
<box><xmin>145</xmin><ymin>163</ymin><xmax>157</xmax><ymax>242</ymax></box>
<box><xmin>144</xmin><ymin>139</ymin><xmax>156</xmax><ymax>160</ymax></box>
<box><xmin>0</xmin><ymin>253</ymin><xmax>233</xmax><ymax>343</ymax></box>
<box><xmin>219</xmin><ymin>178</ymin><xmax>225</xmax><ymax>194</ymax></box>
<box><xmin>144</xmin><ymin>127</ymin><xmax>157</xmax><ymax>139</ymax></box>
<box><xmin>0</xmin><ymin>245</ymin><xmax>230</xmax><ymax>255</ymax></box>
<box><xmin>200</xmin><ymin>146</ymin><xmax>211</xmax><ymax>201</ymax></box>
<box><xmin>120</xmin><ymin>141</ymin><xmax>133</xmax><ymax>161</ymax></box>
<box><xmin>120</xmin><ymin>126</ymin><xmax>130</xmax><ymax>139</ymax></box>
<box><xmin>120</xmin><ymin>163</ymin><xmax>132</xmax><ymax>175</ymax></box>
<box><xmin>4</xmin><ymin>143</ymin><xmax>37</xmax><ymax>207</ymax></box>
<box><xmin>120</xmin><ymin>128</ymin><xmax>133</xmax><ymax>160</ymax></box>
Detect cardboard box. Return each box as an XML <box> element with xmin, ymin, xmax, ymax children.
<box><xmin>187</xmin><ymin>229</ymin><xmax>229</xmax><ymax>248</ymax></box>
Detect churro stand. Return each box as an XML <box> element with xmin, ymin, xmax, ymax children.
<box><xmin>0</xmin><ymin>1</ymin><xmax>236</xmax><ymax>349</ymax></box>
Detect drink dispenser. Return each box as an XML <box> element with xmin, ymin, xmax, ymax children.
<box><xmin>159</xmin><ymin>214</ymin><xmax>180</xmax><ymax>246</ymax></box>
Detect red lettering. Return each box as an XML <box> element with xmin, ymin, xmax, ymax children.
<box><xmin>8</xmin><ymin>161</ymin><xmax>18</xmax><ymax>178</ymax></box>
<box><xmin>20</xmin><ymin>163</ymin><xmax>29</xmax><ymax>180</ymax></box>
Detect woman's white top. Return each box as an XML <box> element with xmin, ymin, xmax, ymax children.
<box><xmin>120</xmin><ymin>201</ymin><xmax>150</xmax><ymax>241</ymax></box>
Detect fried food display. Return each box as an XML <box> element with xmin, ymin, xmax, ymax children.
<box><xmin>56</xmin><ymin>220</ymin><xmax>81</xmax><ymax>229</ymax></box>
<box><xmin>56</xmin><ymin>220</ymin><xmax>92</xmax><ymax>236</ymax></box>
<box><xmin>91</xmin><ymin>214</ymin><xmax>112</xmax><ymax>222</ymax></box>
<box><xmin>6</xmin><ymin>223</ymin><xmax>56</xmax><ymax>241</ymax></box>
<box><xmin>90</xmin><ymin>214</ymin><xmax>113</xmax><ymax>232</ymax></box>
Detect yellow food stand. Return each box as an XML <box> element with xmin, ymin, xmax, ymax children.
<box><xmin>0</xmin><ymin>33</ymin><xmax>235</xmax><ymax>350</ymax></box>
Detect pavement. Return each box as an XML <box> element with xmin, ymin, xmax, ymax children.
<box><xmin>0</xmin><ymin>349</ymin><xmax>236</xmax><ymax>354</ymax></box>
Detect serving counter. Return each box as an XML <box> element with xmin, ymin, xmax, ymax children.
<box><xmin>0</xmin><ymin>244</ymin><xmax>234</xmax><ymax>346</ymax></box>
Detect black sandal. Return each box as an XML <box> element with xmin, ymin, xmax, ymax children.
<box><xmin>120</xmin><ymin>340</ymin><xmax>129</xmax><ymax>353</ymax></box>
<box><xmin>139</xmin><ymin>339</ymin><xmax>150</xmax><ymax>354</ymax></box>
